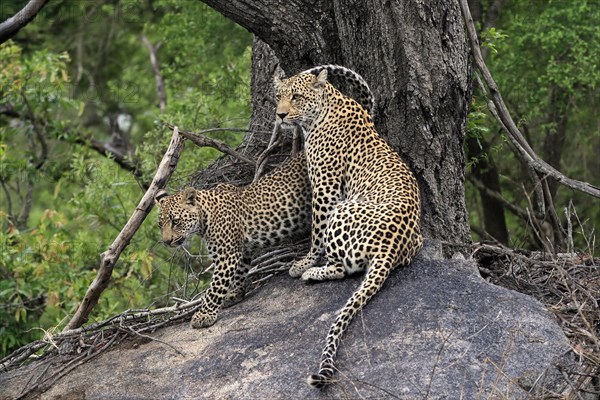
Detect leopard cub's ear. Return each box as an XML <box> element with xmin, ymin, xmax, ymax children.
<box><xmin>154</xmin><ymin>190</ymin><xmax>169</xmax><ymax>205</ymax></box>
<box><xmin>183</xmin><ymin>187</ymin><xmax>197</xmax><ymax>206</ymax></box>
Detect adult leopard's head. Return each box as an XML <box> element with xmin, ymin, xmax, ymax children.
<box><xmin>154</xmin><ymin>188</ymin><xmax>204</xmax><ymax>247</ymax></box>
<box><xmin>274</xmin><ymin>69</ymin><xmax>329</xmax><ymax>130</ymax></box>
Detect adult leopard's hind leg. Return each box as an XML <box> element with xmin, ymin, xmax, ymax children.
<box><xmin>307</xmin><ymin>257</ymin><xmax>392</xmax><ymax>388</ymax></box>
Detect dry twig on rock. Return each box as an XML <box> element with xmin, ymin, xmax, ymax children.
<box><xmin>471</xmin><ymin>243</ymin><xmax>600</xmax><ymax>397</ymax></box>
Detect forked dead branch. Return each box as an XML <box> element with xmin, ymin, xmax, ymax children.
<box><xmin>65</xmin><ymin>126</ymin><xmax>185</xmax><ymax>331</ymax></box>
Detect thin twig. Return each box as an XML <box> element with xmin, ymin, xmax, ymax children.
<box><xmin>15</xmin><ymin>333</ymin><xmax>121</xmax><ymax>400</ymax></box>
<box><xmin>117</xmin><ymin>327</ymin><xmax>184</xmax><ymax>356</ymax></box>
<box><xmin>424</xmin><ymin>330</ymin><xmax>453</xmax><ymax>399</ymax></box>
<box><xmin>253</xmin><ymin>121</ymin><xmax>282</xmax><ymax>182</ymax></box>
<box><xmin>165</xmin><ymin>123</ymin><xmax>257</xmax><ymax>166</ymax></box>
<box><xmin>140</xmin><ymin>35</ymin><xmax>167</xmax><ymax>113</ymax></box>
<box><xmin>468</xmin><ymin>174</ymin><xmax>529</xmax><ymax>220</ymax></box>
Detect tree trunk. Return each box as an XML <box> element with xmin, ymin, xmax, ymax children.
<box><xmin>199</xmin><ymin>0</ymin><xmax>472</xmax><ymax>245</ymax></box>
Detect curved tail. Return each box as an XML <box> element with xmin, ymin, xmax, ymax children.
<box><xmin>307</xmin><ymin>258</ymin><xmax>393</xmax><ymax>388</ymax></box>
<box><xmin>300</xmin><ymin>64</ymin><xmax>374</xmax><ymax>116</ymax></box>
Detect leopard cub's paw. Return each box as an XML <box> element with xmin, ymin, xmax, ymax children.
<box><xmin>222</xmin><ymin>290</ymin><xmax>245</xmax><ymax>308</ymax></box>
<box><xmin>301</xmin><ymin>267</ymin><xmax>320</xmax><ymax>281</ymax></box>
<box><xmin>190</xmin><ymin>309</ymin><xmax>218</xmax><ymax>329</ymax></box>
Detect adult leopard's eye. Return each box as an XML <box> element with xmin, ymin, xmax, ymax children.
<box><xmin>292</xmin><ymin>93</ymin><xmax>301</xmax><ymax>101</ymax></box>
<box><xmin>172</xmin><ymin>218</ymin><xmax>181</xmax><ymax>226</ymax></box>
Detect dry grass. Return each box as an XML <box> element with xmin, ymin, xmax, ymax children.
<box><xmin>472</xmin><ymin>244</ymin><xmax>600</xmax><ymax>398</ymax></box>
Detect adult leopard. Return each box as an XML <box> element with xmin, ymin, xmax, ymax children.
<box><xmin>155</xmin><ymin>153</ymin><xmax>311</xmax><ymax>328</ymax></box>
<box><xmin>275</xmin><ymin>65</ymin><xmax>423</xmax><ymax>387</ymax></box>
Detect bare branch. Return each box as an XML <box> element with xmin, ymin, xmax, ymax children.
<box><xmin>459</xmin><ymin>0</ymin><xmax>600</xmax><ymax>199</ymax></box>
<box><xmin>0</xmin><ymin>104</ymin><xmax>20</xmax><ymax>118</ymax></box>
<box><xmin>15</xmin><ymin>177</ymin><xmax>34</xmax><ymax>229</ymax></box>
<box><xmin>140</xmin><ymin>35</ymin><xmax>167</xmax><ymax>113</ymax></box>
<box><xmin>480</xmin><ymin>0</ymin><xmax>509</xmax><ymax>59</ymax></box>
<box><xmin>65</xmin><ymin>127</ymin><xmax>185</xmax><ymax>330</ymax></box>
<box><xmin>20</xmin><ymin>88</ymin><xmax>48</xmax><ymax>170</ymax></box>
<box><xmin>0</xmin><ymin>0</ymin><xmax>49</xmax><ymax>44</ymax></box>
<box><xmin>0</xmin><ymin>179</ymin><xmax>16</xmax><ymax>227</ymax></box>
<box><xmin>1</xmin><ymin>103</ymin><xmax>146</xmax><ymax>186</ymax></box>
<box><xmin>291</xmin><ymin>125</ymin><xmax>303</xmax><ymax>156</ymax></box>
<box><xmin>164</xmin><ymin>123</ymin><xmax>257</xmax><ymax>166</ymax></box>
<box><xmin>467</xmin><ymin>175</ymin><xmax>529</xmax><ymax>220</ymax></box>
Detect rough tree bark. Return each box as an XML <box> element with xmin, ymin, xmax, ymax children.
<box><xmin>198</xmin><ymin>0</ymin><xmax>472</xmax><ymax>245</ymax></box>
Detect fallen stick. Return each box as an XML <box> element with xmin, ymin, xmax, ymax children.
<box><xmin>64</xmin><ymin>126</ymin><xmax>185</xmax><ymax>330</ymax></box>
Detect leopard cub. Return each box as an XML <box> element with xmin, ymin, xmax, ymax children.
<box><xmin>155</xmin><ymin>153</ymin><xmax>311</xmax><ymax>328</ymax></box>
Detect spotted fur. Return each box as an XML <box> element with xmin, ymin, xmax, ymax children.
<box><xmin>155</xmin><ymin>154</ymin><xmax>311</xmax><ymax>328</ymax></box>
<box><xmin>274</xmin><ymin>68</ymin><xmax>423</xmax><ymax>387</ymax></box>
<box><xmin>299</xmin><ymin>64</ymin><xmax>374</xmax><ymax>115</ymax></box>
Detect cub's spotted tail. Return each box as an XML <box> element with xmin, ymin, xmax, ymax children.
<box><xmin>307</xmin><ymin>258</ymin><xmax>393</xmax><ymax>388</ymax></box>
<box><xmin>300</xmin><ymin>64</ymin><xmax>374</xmax><ymax>116</ymax></box>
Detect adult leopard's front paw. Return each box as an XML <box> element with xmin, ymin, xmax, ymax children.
<box><xmin>289</xmin><ymin>253</ymin><xmax>320</xmax><ymax>278</ymax></box>
<box><xmin>190</xmin><ymin>309</ymin><xmax>218</xmax><ymax>329</ymax></box>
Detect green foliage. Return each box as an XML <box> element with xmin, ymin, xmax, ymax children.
<box><xmin>480</xmin><ymin>27</ymin><xmax>508</xmax><ymax>54</ymax></box>
<box><xmin>466</xmin><ymin>0</ymin><xmax>599</xmax><ymax>249</ymax></box>
<box><xmin>466</xmin><ymin>97</ymin><xmax>491</xmax><ymax>164</ymax></box>
<box><xmin>0</xmin><ymin>2</ymin><xmax>251</xmax><ymax>356</ymax></box>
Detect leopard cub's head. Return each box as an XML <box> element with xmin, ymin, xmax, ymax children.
<box><xmin>274</xmin><ymin>69</ymin><xmax>329</xmax><ymax>129</ymax></box>
<box><xmin>154</xmin><ymin>187</ymin><xmax>204</xmax><ymax>247</ymax></box>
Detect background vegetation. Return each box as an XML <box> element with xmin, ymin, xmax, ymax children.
<box><xmin>466</xmin><ymin>0</ymin><xmax>599</xmax><ymax>251</ymax></box>
<box><xmin>0</xmin><ymin>0</ymin><xmax>251</xmax><ymax>355</ymax></box>
<box><xmin>1</xmin><ymin>0</ymin><xmax>598</xmax><ymax>357</ymax></box>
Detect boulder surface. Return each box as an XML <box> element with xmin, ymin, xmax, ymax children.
<box><xmin>1</xmin><ymin>241</ymin><xmax>571</xmax><ymax>399</ymax></box>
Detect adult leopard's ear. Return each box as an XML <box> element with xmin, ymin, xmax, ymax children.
<box><xmin>273</xmin><ymin>65</ymin><xmax>285</xmax><ymax>90</ymax></box>
<box><xmin>154</xmin><ymin>190</ymin><xmax>169</xmax><ymax>205</ymax></box>
<box><xmin>183</xmin><ymin>187</ymin><xmax>197</xmax><ymax>206</ymax></box>
<box><xmin>312</xmin><ymin>69</ymin><xmax>328</xmax><ymax>90</ymax></box>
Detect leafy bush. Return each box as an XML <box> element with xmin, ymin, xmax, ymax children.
<box><xmin>0</xmin><ymin>2</ymin><xmax>251</xmax><ymax>357</ymax></box>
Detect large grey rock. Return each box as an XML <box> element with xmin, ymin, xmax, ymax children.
<box><xmin>1</xmin><ymin>241</ymin><xmax>571</xmax><ymax>399</ymax></box>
